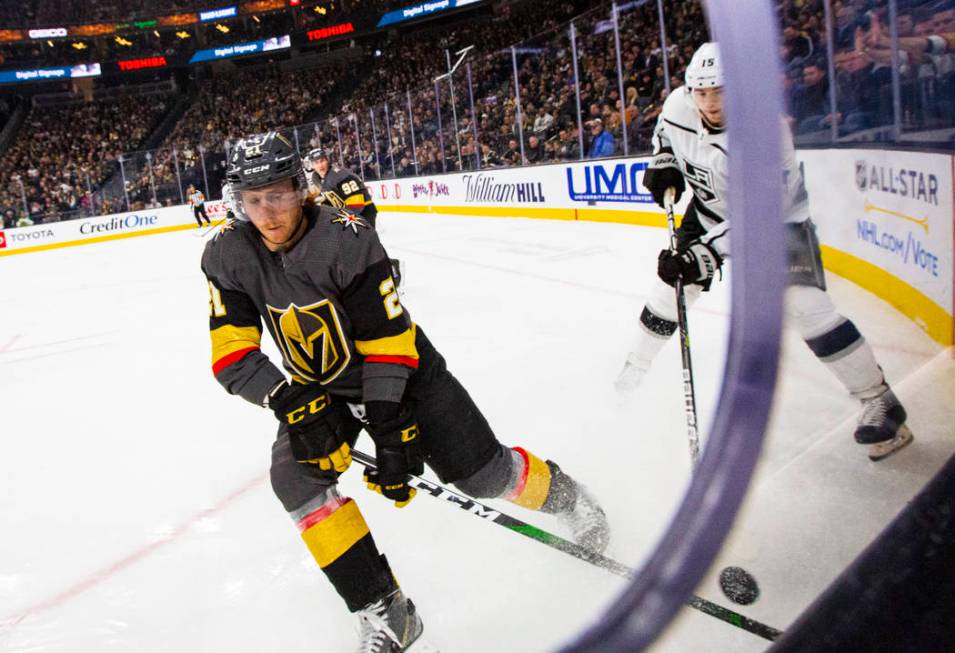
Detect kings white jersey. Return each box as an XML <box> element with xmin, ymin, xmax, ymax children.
<box><xmin>652</xmin><ymin>86</ymin><xmax>810</xmax><ymax>257</ymax></box>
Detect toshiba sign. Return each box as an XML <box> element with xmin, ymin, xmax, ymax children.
<box><xmin>118</xmin><ymin>56</ymin><xmax>168</xmax><ymax>72</ymax></box>
<box><xmin>0</xmin><ymin>231</ymin><xmax>6</xmax><ymax>248</ymax></box>
<box><xmin>306</xmin><ymin>23</ymin><xmax>355</xmax><ymax>41</ymax></box>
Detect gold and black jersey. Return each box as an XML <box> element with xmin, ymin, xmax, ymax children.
<box><xmin>200</xmin><ymin>205</ymin><xmax>414</xmax><ymax>406</ymax></box>
<box><xmin>308</xmin><ymin>168</ymin><xmax>377</xmax><ymax>226</ymax></box>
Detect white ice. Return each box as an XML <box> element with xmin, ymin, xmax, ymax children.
<box><xmin>1</xmin><ymin>212</ymin><xmax>952</xmax><ymax>652</ymax></box>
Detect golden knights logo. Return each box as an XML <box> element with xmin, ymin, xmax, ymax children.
<box><xmin>266</xmin><ymin>299</ymin><xmax>350</xmax><ymax>383</ymax></box>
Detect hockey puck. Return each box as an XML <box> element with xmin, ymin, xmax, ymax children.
<box><xmin>718</xmin><ymin>566</ymin><xmax>759</xmax><ymax>605</ymax></box>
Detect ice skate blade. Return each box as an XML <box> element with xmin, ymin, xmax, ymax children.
<box><xmin>868</xmin><ymin>425</ymin><xmax>913</xmax><ymax>461</ymax></box>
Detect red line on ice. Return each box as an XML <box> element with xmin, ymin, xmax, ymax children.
<box><xmin>0</xmin><ymin>472</ymin><xmax>267</xmax><ymax>630</ymax></box>
<box><xmin>0</xmin><ymin>335</ymin><xmax>21</xmax><ymax>352</ymax></box>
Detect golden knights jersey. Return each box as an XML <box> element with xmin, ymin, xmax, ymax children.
<box><xmin>201</xmin><ymin>204</ymin><xmax>413</xmax><ymax>407</ymax></box>
<box><xmin>653</xmin><ymin>86</ymin><xmax>811</xmax><ymax>257</ymax></box>
<box><xmin>308</xmin><ymin>167</ymin><xmax>377</xmax><ymax>225</ymax></box>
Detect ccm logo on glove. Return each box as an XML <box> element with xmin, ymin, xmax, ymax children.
<box><xmin>286</xmin><ymin>394</ymin><xmax>329</xmax><ymax>424</ymax></box>
<box><xmin>401</xmin><ymin>425</ymin><xmax>418</xmax><ymax>443</ymax></box>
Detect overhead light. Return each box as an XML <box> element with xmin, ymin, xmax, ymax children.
<box><xmin>176</xmin><ymin>30</ymin><xmax>191</xmax><ymax>39</ymax></box>
<box><xmin>71</xmin><ymin>42</ymin><xmax>87</xmax><ymax>50</ymax></box>
<box><xmin>115</xmin><ymin>36</ymin><xmax>133</xmax><ymax>46</ymax></box>
<box><xmin>216</xmin><ymin>23</ymin><xmax>230</xmax><ymax>33</ymax></box>
<box><xmin>47</xmin><ymin>40</ymin><xmax>54</xmax><ymax>47</ymax></box>
<box><xmin>252</xmin><ymin>15</ymin><xmax>260</xmax><ymax>23</ymax></box>
<box><xmin>314</xmin><ymin>5</ymin><xmax>327</xmax><ymax>14</ymax></box>
<box><xmin>154</xmin><ymin>30</ymin><xmax>160</xmax><ymax>37</ymax></box>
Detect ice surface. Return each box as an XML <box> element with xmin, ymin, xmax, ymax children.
<box><xmin>1</xmin><ymin>213</ymin><xmax>951</xmax><ymax>652</ymax></box>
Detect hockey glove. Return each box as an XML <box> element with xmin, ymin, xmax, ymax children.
<box><xmin>363</xmin><ymin>401</ymin><xmax>424</xmax><ymax>508</ymax></box>
<box><xmin>642</xmin><ymin>152</ymin><xmax>685</xmax><ymax>208</ymax></box>
<box><xmin>657</xmin><ymin>241</ymin><xmax>723</xmax><ymax>291</ymax></box>
<box><xmin>266</xmin><ymin>380</ymin><xmax>351</xmax><ymax>473</ymax></box>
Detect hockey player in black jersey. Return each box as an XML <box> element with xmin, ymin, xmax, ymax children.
<box><xmin>202</xmin><ymin>132</ymin><xmax>609</xmax><ymax>651</ymax></box>
<box><xmin>306</xmin><ymin>147</ymin><xmax>403</xmax><ymax>287</ymax></box>
<box><xmin>615</xmin><ymin>42</ymin><xmax>912</xmax><ymax>462</ymax></box>
<box><xmin>306</xmin><ymin>147</ymin><xmax>378</xmax><ymax>224</ymax></box>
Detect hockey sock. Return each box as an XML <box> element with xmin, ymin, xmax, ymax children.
<box><xmin>504</xmin><ymin>448</ymin><xmax>577</xmax><ymax>514</ymax></box>
<box><xmin>804</xmin><ymin>319</ymin><xmax>885</xmax><ymax>400</ymax></box>
<box><xmin>296</xmin><ymin>494</ymin><xmax>395</xmax><ymax>611</ymax></box>
<box><xmin>625</xmin><ymin>280</ymin><xmax>702</xmax><ymax>369</ymax></box>
<box><xmin>622</xmin><ymin>305</ymin><xmax>677</xmax><ymax>373</ymax></box>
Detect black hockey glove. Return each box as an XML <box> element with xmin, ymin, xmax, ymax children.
<box><xmin>267</xmin><ymin>380</ymin><xmax>352</xmax><ymax>473</ymax></box>
<box><xmin>642</xmin><ymin>152</ymin><xmax>685</xmax><ymax>208</ymax></box>
<box><xmin>657</xmin><ymin>241</ymin><xmax>723</xmax><ymax>291</ymax></box>
<box><xmin>363</xmin><ymin>401</ymin><xmax>424</xmax><ymax>508</ymax></box>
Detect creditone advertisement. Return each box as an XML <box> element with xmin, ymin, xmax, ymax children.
<box><xmin>0</xmin><ymin>205</ymin><xmax>197</xmax><ymax>256</ymax></box>
<box><xmin>798</xmin><ymin>149</ymin><xmax>953</xmax><ymax>344</ymax></box>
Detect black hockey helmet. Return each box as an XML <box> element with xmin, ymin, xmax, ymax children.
<box><xmin>306</xmin><ymin>147</ymin><xmax>329</xmax><ymax>162</ymax></box>
<box><xmin>226</xmin><ymin>131</ymin><xmax>308</xmax><ymax>220</ymax></box>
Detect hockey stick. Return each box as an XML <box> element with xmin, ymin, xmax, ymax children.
<box><xmin>352</xmin><ymin>449</ymin><xmax>782</xmax><ymax>642</ymax></box>
<box><xmin>192</xmin><ymin>221</ymin><xmax>220</xmax><ymax>238</ymax></box>
<box><xmin>665</xmin><ymin>188</ymin><xmax>701</xmax><ymax>468</ymax></box>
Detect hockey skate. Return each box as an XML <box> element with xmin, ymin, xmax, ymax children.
<box><xmin>558</xmin><ymin>486</ymin><xmax>611</xmax><ymax>555</ymax></box>
<box><xmin>854</xmin><ymin>387</ymin><xmax>913</xmax><ymax>461</ymax></box>
<box><xmin>356</xmin><ymin>588</ymin><xmax>435</xmax><ymax>653</ymax></box>
<box><xmin>614</xmin><ymin>353</ymin><xmax>649</xmax><ymax>395</ymax></box>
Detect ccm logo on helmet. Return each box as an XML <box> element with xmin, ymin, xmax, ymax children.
<box><xmin>246</xmin><ymin>164</ymin><xmax>270</xmax><ymax>174</ymax></box>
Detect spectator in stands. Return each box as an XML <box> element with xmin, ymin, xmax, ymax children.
<box><xmin>525</xmin><ymin>134</ymin><xmax>545</xmax><ymax>164</ymax></box>
<box><xmin>532</xmin><ymin>105</ymin><xmax>556</xmax><ymax>139</ymax></box>
<box><xmin>556</xmin><ymin>127</ymin><xmax>580</xmax><ymax>161</ymax></box>
<box><xmin>503</xmin><ymin>138</ymin><xmax>522</xmax><ymax>166</ymax></box>
<box><xmin>587</xmin><ymin>118</ymin><xmax>615</xmax><ymax>158</ymax></box>
<box><xmin>481</xmin><ymin>143</ymin><xmax>503</xmax><ymax>168</ymax></box>
<box><xmin>791</xmin><ymin>59</ymin><xmax>832</xmax><ymax>133</ymax></box>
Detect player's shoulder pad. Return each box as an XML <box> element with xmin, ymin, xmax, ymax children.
<box><xmin>201</xmin><ymin>219</ymin><xmax>257</xmax><ymax>279</ymax></box>
<box><xmin>308</xmin><ymin>204</ymin><xmax>374</xmax><ymax>241</ymax></box>
<box><xmin>330</xmin><ymin>167</ymin><xmax>360</xmax><ymax>187</ymax></box>
<box><xmin>661</xmin><ymin>86</ymin><xmax>699</xmax><ymax>130</ymax></box>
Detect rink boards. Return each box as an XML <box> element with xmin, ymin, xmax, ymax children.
<box><xmin>1</xmin><ymin>151</ymin><xmax>952</xmax><ymax>345</ymax></box>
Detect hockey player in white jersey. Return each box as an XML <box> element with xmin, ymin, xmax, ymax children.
<box><xmin>615</xmin><ymin>42</ymin><xmax>912</xmax><ymax>461</ymax></box>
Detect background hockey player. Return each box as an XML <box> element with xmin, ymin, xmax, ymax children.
<box><xmin>615</xmin><ymin>42</ymin><xmax>912</xmax><ymax>462</ymax></box>
<box><xmin>220</xmin><ymin>182</ymin><xmax>236</xmax><ymax>222</ymax></box>
<box><xmin>306</xmin><ymin>146</ymin><xmax>403</xmax><ymax>287</ymax></box>
<box><xmin>187</xmin><ymin>183</ymin><xmax>211</xmax><ymax>228</ymax></box>
<box><xmin>202</xmin><ymin>131</ymin><xmax>609</xmax><ymax>651</ymax></box>
<box><xmin>306</xmin><ymin>147</ymin><xmax>377</xmax><ymax>224</ymax></box>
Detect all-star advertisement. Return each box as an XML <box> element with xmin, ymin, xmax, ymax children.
<box><xmin>799</xmin><ymin>148</ymin><xmax>953</xmax><ymax>344</ymax></box>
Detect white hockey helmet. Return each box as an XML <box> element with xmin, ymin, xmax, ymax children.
<box><xmin>685</xmin><ymin>42</ymin><xmax>723</xmax><ymax>90</ymax></box>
